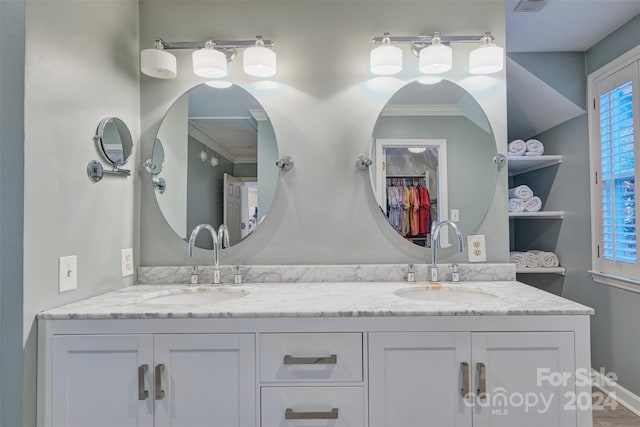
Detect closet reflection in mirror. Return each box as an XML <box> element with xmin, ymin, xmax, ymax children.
<box><xmin>370</xmin><ymin>80</ymin><xmax>497</xmax><ymax>247</ymax></box>
<box><xmin>153</xmin><ymin>83</ymin><xmax>278</xmax><ymax>249</ymax></box>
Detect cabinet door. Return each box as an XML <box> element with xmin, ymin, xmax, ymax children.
<box><xmin>369</xmin><ymin>332</ymin><xmax>472</xmax><ymax>427</ymax></box>
<box><xmin>153</xmin><ymin>334</ymin><xmax>255</xmax><ymax>427</ymax></box>
<box><xmin>51</xmin><ymin>334</ymin><xmax>154</xmax><ymax>427</ymax></box>
<box><xmin>471</xmin><ymin>332</ymin><xmax>576</xmax><ymax>427</ymax></box>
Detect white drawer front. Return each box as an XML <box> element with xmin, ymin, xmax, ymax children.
<box><xmin>261</xmin><ymin>387</ymin><xmax>365</xmax><ymax>427</ymax></box>
<box><xmin>260</xmin><ymin>333</ymin><xmax>363</xmax><ymax>382</ymax></box>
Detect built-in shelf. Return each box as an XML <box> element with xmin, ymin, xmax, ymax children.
<box><xmin>516</xmin><ymin>267</ymin><xmax>566</xmax><ymax>276</ymax></box>
<box><xmin>509</xmin><ymin>211</ymin><xmax>565</xmax><ymax>219</ymax></box>
<box><xmin>508</xmin><ymin>155</ymin><xmax>563</xmax><ymax>176</ymax></box>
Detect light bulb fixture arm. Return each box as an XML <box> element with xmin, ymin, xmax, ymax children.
<box><xmin>152</xmin><ymin>38</ymin><xmax>274</xmax><ymax>51</ymax></box>
<box><xmin>371</xmin><ymin>33</ymin><xmax>495</xmax><ymax>45</ymax></box>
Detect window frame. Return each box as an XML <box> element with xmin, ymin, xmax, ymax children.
<box><xmin>588</xmin><ymin>45</ymin><xmax>640</xmax><ymax>290</ymax></box>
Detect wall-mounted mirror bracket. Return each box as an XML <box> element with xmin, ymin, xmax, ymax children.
<box><xmin>355</xmin><ymin>155</ymin><xmax>373</xmax><ymax>170</ymax></box>
<box><xmin>153</xmin><ymin>177</ymin><xmax>167</xmax><ymax>194</ymax></box>
<box><xmin>493</xmin><ymin>153</ymin><xmax>507</xmax><ymax>170</ymax></box>
<box><xmin>87</xmin><ymin>160</ymin><xmax>131</xmax><ymax>183</ymax></box>
<box><xmin>276</xmin><ymin>156</ymin><xmax>294</xmax><ymax>171</ymax></box>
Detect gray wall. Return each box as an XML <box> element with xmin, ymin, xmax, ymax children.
<box><xmin>510</xmin><ymin>36</ymin><xmax>640</xmax><ymax>396</ymax></box>
<box><xmin>139</xmin><ymin>0</ymin><xmax>508</xmax><ymax>268</ymax></box>
<box><xmin>0</xmin><ymin>1</ymin><xmax>24</xmax><ymax>425</ymax></box>
<box><xmin>22</xmin><ymin>1</ymin><xmax>140</xmax><ymax>424</ymax></box>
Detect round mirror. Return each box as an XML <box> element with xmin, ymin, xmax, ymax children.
<box><xmin>96</xmin><ymin>117</ymin><xmax>133</xmax><ymax>166</ymax></box>
<box><xmin>153</xmin><ymin>83</ymin><xmax>279</xmax><ymax>249</ymax></box>
<box><xmin>369</xmin><ymin>80</ymin><xmax>497</xmax><ymax>247</ymax></box>
<box><xmin>151</xmin><ymin>138</ymin><xmax>165</xmax><ymax>175</ymax></box>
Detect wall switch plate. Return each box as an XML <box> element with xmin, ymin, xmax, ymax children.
<box><xmin>450</xmin><ymin>209</ymin><xmax>459</xmax><ymax>222</ymax></box>
<box><xmin>58</xmin><ymin>255</ymin><xmax>77</xmax><ymax>292</ymax></box>
<box><xmin>467</xmin><ymin>235</ymin><xmax>487</xmax><ymax>263</ymax></box>
<box><xmin>121</xmin><ymin>248</ymin><xmax>134</xmax><ymax>277</ymax></box>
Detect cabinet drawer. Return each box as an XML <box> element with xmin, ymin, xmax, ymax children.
<box><xmin>261</xmin><ymin>387</ymin><xmax>365</xmax><ymax>426</ymax></box>
<box><xmin>260</xmin><ymin>333</ymin><xmax>362</xmax><ymax>382</ymax></box>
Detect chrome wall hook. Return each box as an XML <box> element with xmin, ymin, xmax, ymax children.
<box><xmin>276</xmin><ymin>156</ymin><xmax>294</xmax><ymax>171</ymax></box>
<box><xmin>355</xmin><ymin>155</ymin><xmax>373</xmax><ymax>170</ymax></box>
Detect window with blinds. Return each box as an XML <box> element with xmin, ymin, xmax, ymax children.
<box><xmin>592</xmin><ymin>60</ymin><xmax>640</xmax><ymax>281</ymax></box>
<box><xmin>599</xmin><ymin>80</ymin><xmax>636</xmax><ymax>264</ymax></box>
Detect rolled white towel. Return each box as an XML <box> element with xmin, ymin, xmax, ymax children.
<box><xmin>509</xmin><ymin>198</ymin><xmax>525</xmax><ymax>212</ymax></box>
<box><xmin>508</xmin><ymin>139</ymin><xmax>527</xmax><ymax>156</ymax></box>
<box><xmin>508</xmin><ymin>185</ymin><xmax>534</xmax><ymax>200</ymax></box>
<box><xmin>524</xmin><ymin>196</ymin><xmax>542</xmax><ymax>212</ymax></box>
<box><xmin>510</xmin><ymin>252</ymin><xmax>526</xmax><ymax>268</ymax></box>
<box><xmin>530</xmin><ymin>250</ymin><xmax>559</xmax><ymax>267</ymax></box>
<box><xmin>525</xmin><ymin>139</ymin><xmax>544</xmax><ymax>155</ymax></box>
<box><xmin>524</xmin><ymin>252</ymin><xmax>541</xmax><ymax>268</ymax></box>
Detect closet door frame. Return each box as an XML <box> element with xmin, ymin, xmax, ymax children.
<box><xmin>374</xmin><ymin>138</ymin><xmax>449</xmax><ymax>246</ymax></box>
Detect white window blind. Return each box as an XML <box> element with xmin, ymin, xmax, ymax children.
<box><xmin>599</xmin><ymin>80</ymin><xmax>636</xmax><ymax>263</ymax></box>
<box><xmin>592</xmin><ymin>61</ymin><xmax>640</xmax><ymax>280</ymax></box>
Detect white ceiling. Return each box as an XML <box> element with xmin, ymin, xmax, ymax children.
<box><xmin>506</xmin><ymin>0</ymin><xmax>640</xmax><ymax>52</ymax></box>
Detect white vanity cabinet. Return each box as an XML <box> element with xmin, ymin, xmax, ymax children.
<box><xmin>369</xmin><ymin>331</ymin><xmax>577</xmax><ymax>427</ymax></box>
<box><xmin>44</xmin><ymin>332</ymin><xmax>255</xmax><ymax>427</ymax></box>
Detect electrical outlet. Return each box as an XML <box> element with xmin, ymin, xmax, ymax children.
<box><xmin>121</xmin><ymin>248</ymin><xmax>134</xmax><ymax>277</ymax></box>
<box><xmin>58</xmin><ymin>255</ymin><xmax>77</xmax><ymax>292</ymax></box>
<box><xmin>450</xmin><ymin>209</ymin><xmax>459</xmax><ymax>222</ymax></box>
<box><xmin>467</xmin><ymin>235</ymin><xmax>487</xmax><ymax>263</ymax></box>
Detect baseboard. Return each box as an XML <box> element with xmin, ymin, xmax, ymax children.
<box><xmin>592</xmin><ymin>368</ymin><xmax>640</xmax><ymax>416</ymax></box>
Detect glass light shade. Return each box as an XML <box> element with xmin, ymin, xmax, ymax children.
<box><xmin>419</xmin><ymin>44</ymin><xmax>452</xmax><ymax>74</ymax></box>
<box><xmin>141</xmin><ymin>48</ymin><xmax>177</xmax><ymax>79</ymax></box>
<box><xmin>370</xmin><ymin>45</ymin><xmax>402</xmax><ymax>75</ymax></box>
<box><xmin>408</xmin><ymin>147</ymin><xmax>427</xmax><ymax>154</ymax></box>
<box><xmin>469</xmin><ymin>44</ymin><xmax>504</xmax><ymax>75</ymax></box>
<box><xmin>243</xmin><ymin>46</ymin><xmax>277</xmax><ymax>77</ymax></box>
<box><xmin>193</xmin><ymin>48</ymin><xmax>227</xmax><ymax>78</ymax></box>
<box><xmin>205</xmin><ymin>80</ymin><xmax>233</xmax><ymax>89</ymax></box>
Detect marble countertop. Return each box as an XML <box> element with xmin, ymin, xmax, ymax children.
<box><xmin>38</xmin><ymin>281</ymin><xmax>594</xmax><ymax>320</ymax></box>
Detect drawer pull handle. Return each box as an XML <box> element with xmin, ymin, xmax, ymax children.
<box><xmin>285</xmin><ymin>408</ymin><xmax>339</xmax><ymax>420</ymax></box>
<box><xmin>460</xmin><ymin>362</ymin><xmax>470</xmax><ymax>399</ymax></box>
<box><xmin>283</xmin><ymin>354</ymin><xmax>337</xmax><ymax>365</ymax></box>
<box><xmin>138</xmin><ymin>364</ymin><xmax>149</xmax><ymax>400</ymax></box>
<box><xmin>477</xmin><ymin>362</ymin><xmax>487</xmax><ymax>401</ymax></box>
<box><xmin>154</xmin><ymin>364</ymin><xmax>165</xmax><ymax>400</ymax></box>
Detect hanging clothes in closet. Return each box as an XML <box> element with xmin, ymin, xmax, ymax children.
<box><xmin>385</xmin><ymin>177</ymin><xmax>432</xmax><ymax>245</ymax></box>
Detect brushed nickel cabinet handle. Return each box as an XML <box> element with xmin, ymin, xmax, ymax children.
<box><xmin>476</xmin><ymin>362</ymin><xmax>487</xmax><ymax>400</ymax></box>
<box><xmin>138</xmin><ymin>364</ymin><xmax>149</xmax><ymax>400</ymax></box>
<box><xmin>460</xmin><ymin>362</ymin><xmax>470</xmax><ymax>399</ymax></box>
<box><xmin>154</xmin><ymin>364</ymin><xmax>165</xmax><ymax>400</ymax></box>
<box><xmin>283</xmin><ymin>354</ymin><xmax>337</xmax><ymax>365</ymax></box>
<box><xmin>285</xmin><ymin>408</ymin><xmax>339</xmax><ymax>420</ymax></box>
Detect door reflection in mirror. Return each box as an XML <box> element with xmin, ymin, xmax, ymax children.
<box><xmin>374</xmin><ymin>140</ymin><xmax>449</xmax><ymax>247</ymax></box>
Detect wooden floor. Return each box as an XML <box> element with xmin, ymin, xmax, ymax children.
<box><xmin>593</xmin><ymin>390</ymin><xmax>640</xmax><ymax>427</ymax></box>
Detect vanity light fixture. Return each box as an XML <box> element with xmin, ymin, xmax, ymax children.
<box><xmin>140</xmin><ymin>40</ymin><xmax>177</xmax><ymax>79</ymax></box>
<box><xmin>469</xmin><ymin>33</ymin><xmax>504</xmax><ymax>75</ymax></box>
<box><xmin>140</xmin><ymin>36</ymin><xmax>276</xmax><ymax>79</ymax></box>
<box><xmin>193</xmin><ymin>40</ymin><xmax>228</xmax><ymax>78</ymax></box>
<box><xmin>407</xmin><ymin>147</ymin><xmax>427</xmax><ymax>154</ymax></box>
<box><xmin>417</xmin><ymin>76</ymin><xmax>443</xmax><ymax>85</ymax></box>
<box><xmin>243</xmin><ymin>36</ymin><xmax>277</xmax><ymax>77</ymax></box>
<box><xmin>370</xmin><ymin>32</ymin><xmax>503</xmax><ymax>76</ymax></box>
<box><xmin>418</xmin><ymin>33</ymin><xmax>452</xmax><ymax>74</ymax></box>
<box><xmin>205</xmin><ymin>80</ymin><xmax>233</xmax><ymax>89</ymax></box>
<box><xmin>370</xmin><ymin>33</ymin><xmax>403</xmax><ymax>75</ymax></box>
<box><xmin>199</xmin><ymin>151</ymin><xmax>208</xmax><ymax>162</ymax></box>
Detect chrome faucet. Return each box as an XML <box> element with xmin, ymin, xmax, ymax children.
<box><xmin>188</xmin><ymin>224</ymin><xmax>230</xmax><ymax>285</ymax></box>
<box><xmin>430</xmin><ymin>220</ymin><xmax>464</xmax><ymax>283</ymax></box>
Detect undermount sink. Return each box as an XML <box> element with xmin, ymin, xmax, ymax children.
<box><xmin>138</xmin><ymin>287</ymin><xmax>248</xmax><ymax>305</ymax></box>
<box><xmin>394</xmin><ymin>284</ymin><xmax>498</xmax><ymax>303</ymax></box>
